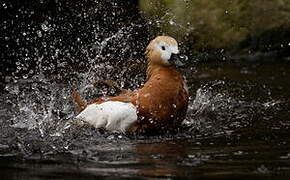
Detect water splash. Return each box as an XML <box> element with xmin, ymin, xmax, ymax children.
<box><xmin>185</xmin><ymin>80</ymin><xmax>283</xmax><ymax>137</ymax></box>
<box><xmin>5</xmin><ymin>77</ymin><xmax>73</xmax><ymax>133</ymax></box>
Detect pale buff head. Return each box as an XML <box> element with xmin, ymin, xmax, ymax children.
<box><xmin>145</xmin><ymin>36</ymin><xmax>179</xmax><ymax>67</ymax></box>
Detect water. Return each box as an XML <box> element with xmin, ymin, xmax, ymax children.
<box><xmin>1</xmin><ymin>1</ymin><xmax>290</xmax><ymax>179</ymax></box>
<box><xmin>1</xmin><ymin>61</ymin><xmax>290</xmax><ymax>179</ymax></box>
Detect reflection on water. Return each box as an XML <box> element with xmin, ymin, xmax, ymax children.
<box><xmin>1</xmin><ymin>137</ymin><xmax>290</xmax><ymax>179</ymax></box>
<box><xmin>1</xmin><ymin>62</ymin><xmax>290</xmax><ymax>179</ymax></box>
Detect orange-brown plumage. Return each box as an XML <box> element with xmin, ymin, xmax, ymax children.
<box><xmin>73</xmin><ymin>36</ymin><xmax>189</xmax><ymax>133</ymax></box>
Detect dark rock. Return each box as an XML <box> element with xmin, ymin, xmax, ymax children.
<box><xmin>230</xmin><ymin>27</ymin><xmax>290</xmax><ymax>62</ymax></box>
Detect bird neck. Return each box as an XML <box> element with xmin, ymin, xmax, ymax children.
<box><xmin>146</xmin><ymin>61</ymin><xmax>179</xmax><ymax>80</ymax></box>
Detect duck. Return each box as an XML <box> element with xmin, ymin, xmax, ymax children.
<box><xmin>72</xmin><ymin>36</ymin><xmax>189</xmax><ymax>134</ymax></box>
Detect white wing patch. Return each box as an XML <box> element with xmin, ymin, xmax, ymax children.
<box><xmin>75</xmin><ymin>101</ymin><xmax>137</xmax><ymax>133</ymax></box>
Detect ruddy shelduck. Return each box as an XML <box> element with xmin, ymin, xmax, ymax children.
<box><xmin>73</xmin><ymin>36</ymin><xmax>189</xmax><ymax>134</ymax></box>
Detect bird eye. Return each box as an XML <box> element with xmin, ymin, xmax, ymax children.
<box><xmin>161</xmin><ymin>46</ymin><xmax>166</xmax><ymax>50</ymax></box>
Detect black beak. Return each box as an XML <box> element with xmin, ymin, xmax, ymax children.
<box><xmin>168</xmin><ymin>54</ymin><xmax>188</xmax><ymax>68</ymax></box>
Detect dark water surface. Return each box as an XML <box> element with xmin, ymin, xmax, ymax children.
<box><xmin>1</xmin><ymin>61</ymin><xmax>290</xmax><ymax>179</ymax></box>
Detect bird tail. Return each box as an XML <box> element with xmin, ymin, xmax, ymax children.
<box><xmin>72</xmin><ymin>89</ymin><xmax>87</xmax><ymax>114</ymax></box>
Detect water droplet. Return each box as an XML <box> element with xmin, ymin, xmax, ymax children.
<box><xmin>36</xmin><ymin>30</ymin><xmax>42</xmax><ymax>37</ymax></box>
<box><xmin>180</xmin><ymin>55</ymin><xmax>188</xmax><ymax>61</ymax></box>
<box><xmin>280</xmin><ymin>153</ymin><xmax>290</xmax><ymax>159</ymax></box>
<box><xmin>2</xmin><ymin>3</ymin><xmax>7</xmax><ymax>9</ymax></box>
<box><xmin>169</xmin><ymin>19</ymin><xmax>175</xmax><ymax>25</ymax></box>
<box><xmin>50</xmin><ymin>132</ymin><xmax>62</xmax><ymax>137</ymax></box>
<box><xmin>233</xmin><ymin>150</ymin><xmax>244</xmax><ymax>155</ymax></box>
<box><xmin>107</xmin><ymin>135</ymin><xmax>115</xmax><ymax>140</ymax></box>
<box><xmin>22</xmin><ymin>74</ymin><xmax>28</xmax><ymax>79</ymax></box>
<box><xmin>118</xmin><ymin>135</ymin><xmax>123</xmax><ymax>139</ymax></box>
<box><xmin>256</xmin><ymin>165</ymin><xmax>270</xmax><ymax>174</ymax></box>
<box><xmin>42</xmin><ymin>42</ymin><xmax>47</xmax><ymax>47</ymax></box>
<box><xmin>41</xmin><ymin>22</ymin><xmax>50</xmax><ymax>32</ymax></box>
